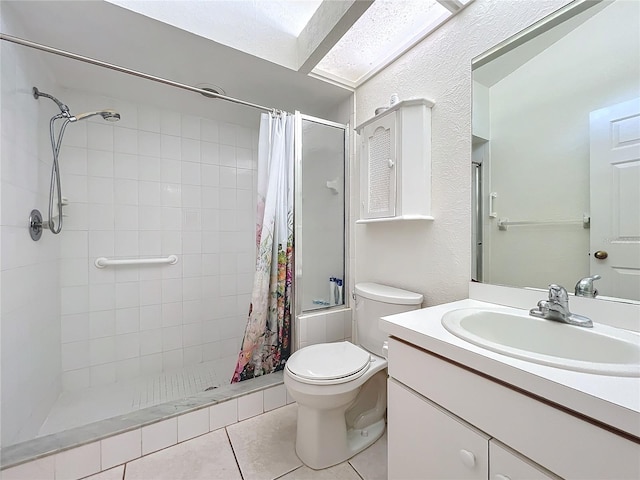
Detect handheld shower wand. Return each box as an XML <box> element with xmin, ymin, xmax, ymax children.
<box><xmin>31</xmin><ymin>87</ymin><xmax>120</xmax><ymax>238</ymax></box>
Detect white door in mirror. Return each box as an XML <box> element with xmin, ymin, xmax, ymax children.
<box><xmin>590</xmin><ymin>97</ymin><xmax>640</xmax><ymax>301</ymax></box>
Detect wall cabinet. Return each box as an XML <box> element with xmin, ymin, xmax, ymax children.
<box><xmin>356</xmin><ymin>99</ymin><xmax>434</xmax><ymax>223</ymax></box>
<box><xmin>387</xmin><ymin>337</ymin><xmax>640</xmax><ymax>479</ymax></box>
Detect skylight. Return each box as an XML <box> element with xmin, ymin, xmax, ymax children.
<box><xmin>105</xmin><ymin>0</ymin><xmax>323</xmax><ymax>70</ymax></box>
<box><xmin>105</xmin><ymin>0</ymin><xmax>473</xmax><ymax>89</ymax></box>
<box><xmin>312</xmin><ymin>0</ymin><xmax>474</xmax><ymax>88</ymax></box>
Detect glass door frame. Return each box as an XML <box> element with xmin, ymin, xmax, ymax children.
<box><xmin>293</xmin><ymin>112</ymin><xmax>350</xmax><ymax>331</ymax></box>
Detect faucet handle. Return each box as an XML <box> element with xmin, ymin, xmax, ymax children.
<box><xmin>548</xmin><ymin>284</ymin><xmax>568</xmax><ymax>303</ymax></box>
<box><xmin>574</xmin><ymin>275</ymin><xmax>601</xmax><ymax>298</ymax></box>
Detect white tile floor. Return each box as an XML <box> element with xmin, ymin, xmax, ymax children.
<box><xmin>83</xmin><ymin>404</ymin><xmax>387</xmax><ymax>480</ymax></box>
<box><xmin>39</xmin><ymin>356</ymin><xmax>237</xmax><ymax>437</ymax></box>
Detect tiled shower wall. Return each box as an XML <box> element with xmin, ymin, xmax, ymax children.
<box><xmin>55</xmin><ymin>89</ymin><xmax>258</xmax><ymax>391</ymax></box>
<box><xmin>0</xmin><ymin>38</ymin><xmax>62</xmax><ymax>445</ymax></box>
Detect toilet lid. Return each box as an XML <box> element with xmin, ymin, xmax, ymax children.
<box><xmin>286</xmin><ymin>342</ymin><xmax>371</xmax><ymax>381</ymax></box>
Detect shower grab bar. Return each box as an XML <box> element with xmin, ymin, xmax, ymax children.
<box><xmin>498</xmin><ymin>214</ymin><xmax>590</xmax><ymax>231</ymax></box>
<box><xmin>95</xmin><ymin>255</ymin><xmax>178</xmax><ymax>268</ymax></box>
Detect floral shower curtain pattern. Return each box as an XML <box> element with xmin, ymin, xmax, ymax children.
<box><xmin>232</xmin><ymin>112</ymin><xmax>294</xmax><ymax>383</ymax></box>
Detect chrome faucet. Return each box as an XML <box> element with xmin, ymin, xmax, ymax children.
<box><xmin>575</xmin><ymin>274</ymin><xmax>601</xmax><ymax>298</ymax></box>
<box><xmin>530</xmin><ymin>284</ymin><xmax>593</xmax><ymax>328</ymax></box>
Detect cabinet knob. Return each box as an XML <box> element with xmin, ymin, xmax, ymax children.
<box><xmin>494</xmin><ymin>475</ymin><xmax>511</xmax><ymax>480</ymax></box>
<box><xmin>459</xmin><ymin>449</ymin><xmax>476</xmax><ymax>469</ymax></box>
<box><xmin>388</xmin><ymin>159</ymin><xmax>395</xmax><ymax>168</ymax></box>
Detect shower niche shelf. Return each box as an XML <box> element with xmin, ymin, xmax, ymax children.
<box><xmin>356</xmin><ymin>99</ymin><xmax>434</xmax><ymax>224</ymax></box>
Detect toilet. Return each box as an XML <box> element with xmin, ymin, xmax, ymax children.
<box><xmin>284</xmin><ymin>282</ymin><xmax>423</xmax><ymax>470</ymax></box>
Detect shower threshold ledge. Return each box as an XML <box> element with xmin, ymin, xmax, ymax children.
<box><xmin>0</xmin><ymin>371</ymin><xmax>284</xmax><ymax>470</ymax></box>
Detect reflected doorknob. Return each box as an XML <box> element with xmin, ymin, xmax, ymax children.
<box><xmin>594</xmin><ymin>250</ymin><xmax>608</xmax><ymax>260</ymax></box>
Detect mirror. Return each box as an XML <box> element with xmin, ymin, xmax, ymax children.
<box><xmin>472</xmin><ymin>0</ymin><xmax>640</xmax><ymax>302</ymax></box>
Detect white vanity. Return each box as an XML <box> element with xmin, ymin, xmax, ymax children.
<box><xmin>380</xmin><ymin>284</ymin><xmax>640</xmax><ymax>480</ymax></box>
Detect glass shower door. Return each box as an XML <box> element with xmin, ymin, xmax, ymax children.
<box><xmin>294</xmin><ymin>113</ymin><xmax>347</xmax><ymax>313</ymax></box>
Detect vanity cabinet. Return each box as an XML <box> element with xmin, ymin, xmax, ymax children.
<box><xmin>355</xmin><ymin>99</ymin><xmax>434</xmax><ymax>223</ymax></box>
<box><xmin>387</xmin><ymin>337</ymin><xmax>640</xmax><ymax>480</ymax></box>
<box><xmin>388</xmin><ymin>379</ymin><xmax>489</xmax><ymax>479</ymax></box>
<box><xmin>489</xmin><ymin>440</ymin><xmax>557</xmax><ymax>480</ymax></box>
<box><xmin>389</xmin><ymin>379</ymin><xmax>557</xmax><ymax>480</ymax></box>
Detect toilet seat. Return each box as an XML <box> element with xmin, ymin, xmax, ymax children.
<box><xmin>286</xmin><ymin>342</ymin><xmax>371</xmax><ymax>385</ymax></box>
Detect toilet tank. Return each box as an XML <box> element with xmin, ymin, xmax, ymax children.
<box><xmin>354</xmin><ymin>283</ymin><xmax>423</xmax><ymax>356</ymax></box>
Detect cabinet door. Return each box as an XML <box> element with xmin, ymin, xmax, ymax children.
<box><xmin>490</xmin><ymin>440</ymin><xmax>559</xmax><ymax>480</ymax></box>
<box><xmin>361</xmin><ymin>113</ymin><xmax>397</xmax><ymax>219</ymax></box>
<box><xmin>388</xmin><ymin>379</ymin><xmax>489</xmax><ymax>480</ymax></box>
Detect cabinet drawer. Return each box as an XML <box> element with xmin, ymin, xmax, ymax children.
<box><xmin>490</xmin><ymin>439</ymin><xmax>559</xmax><ymax>480</ymax></box>
<box><xmin>388</xmin><ymin>337</ymin><xmax>640</xmax><ymax>479</ymax></box>
<box><xmin>389</xmin><ymin>379</ymin><xmax>489</xmax><ymax>479</ymax></box>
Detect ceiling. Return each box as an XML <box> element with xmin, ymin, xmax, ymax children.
<box><xmin>105</xmin><ymin>0</ymin><xmax>473</xmax><ymax>89</ymax></box>
<box><xmin>1</xmin><ymin>0</ymin><xmax>352</xmax><ymax>125</ymax></box>
<box><xmin>1</xmin><ymin>0</ymin><xmax>472</xmax><ymax>125</ymax></box>
<box><xmin>473</xmin><ymin>0</ymin><xmax>610</xmax><ymax>88</ymax></box>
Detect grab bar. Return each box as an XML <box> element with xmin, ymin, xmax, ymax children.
<box><xmin>498</xmin><ymin>214</ymin><xmax>590</xmax><ymax>231</ymax></box>
<box><xmin>94</xmin><ymin>255</ymin><xmax>178</xmax><ymax>268</ymax></box>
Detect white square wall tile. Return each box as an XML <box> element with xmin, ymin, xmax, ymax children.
<box><xmin>307</xmin><ymin>315</ymin><xmax>327</xmax><ymax>346</ymax></box>
<box><xmin>91</xmin><ymin>363</ymin><xmax>116</xmax><ymax>386</ymax></box>
<box><xmin>87</xmin><ymin>122</ymin><xmax>114</xmax><ymax>151</ymax></box>
<box><xmin>237</xmin><ymin>391</ymin><xmax>263</xmax><ymax>421</ymax></box>
<box><xmin>61</xmin><ymin>313</ymin><xmax>90</xmax><ymax>343</ymax></box>
<box><xmin>209</xmin><ymin>399</ymin><xmax>238</xmax><ymax>431</ymax></box>
<box><xmin>138</xmin><ymin>106</ymin><xmax>161</xmax><ymax>132</ymax></box>
<box><xmin>326</xmin><ymin>311</ymin><xmax>345</xmax><ymax>342</ymax></box>
<box><xmin>142</xmin><ymin>417</ymin><xmax>178</xmax><ymax>455</ymax></box>
<box><xmin>177</xmin><ymin>408</ymin><xmax>209</xmax><ymax>442</ymax></box>
<box><xmin>201</xmin><ymin>119</ymin><xmax>219</xmax><ymax>143</ymax></box>
<box><xmin>55</xmin><ymin>441</ymin><xmax>101</xmax><ymax>480</ymax></box>
<box><xmin>181</xmin><ymin>114</ymin><xmax>201</xmax><ymax>139</ymax></box>
<box><xmin>2</xmin><ymin>456</ymin><xmax>54</xmax><ymax>480</ymax></box>
<box><xmin>263</xmin><ymin>384</ymin><xmax>287</xmax><ymax>412</ymax></box>
<box><xmin>62</xmin><ymin>368</ymin><xmax>91</xmax><ymax>391</ymax></box>
<box><xmin>101</xmin><ymin>428</ymin><xmax>142</xmax><ymax>470</ymax></box>
<box><xmin>61</xmin><ymin>341</ymin><xmax>90</xmax><ymax>371</ymax></box>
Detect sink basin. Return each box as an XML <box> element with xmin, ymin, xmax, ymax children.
<box><xmin>441</xmin><ymin>308</ymin><xmax>640</xmax><ymax>377</ymax></box>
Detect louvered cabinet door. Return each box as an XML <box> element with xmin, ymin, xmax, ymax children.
<box><xmin>360</xmin><ymin>112</ymin><xmax>397</xmax><ymax>219</ymax></box>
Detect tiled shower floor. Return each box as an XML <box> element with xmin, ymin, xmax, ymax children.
<box><xmin>38</xmin><ymin>355</ymin><xmax>237</xmax><ymax>437</ymax></box>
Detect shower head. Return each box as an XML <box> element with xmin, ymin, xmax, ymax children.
<box><xmin>33</xmin><ymin>86</ymin><xmax>70</xmax><ymax>114</ymax></box>
<box><xmin>71</xmin><ymin>110</ymin><xmax>121</xmax><ymax>122</ymax></box>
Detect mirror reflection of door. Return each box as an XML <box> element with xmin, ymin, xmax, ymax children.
<box><xmin>471</xmin><ymin>0</ymin><xmax>640</xmax><ymax>301</ymax></box>
<box><xmin>590</xmin><ymin>98</ymin><xmax>640</xmax><ymax>300</ymax></box>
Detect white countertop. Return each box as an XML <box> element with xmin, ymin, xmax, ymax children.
<box><xmin>380</xmin><ymin>299</ymin><xmax>640</xmax><ymax>439</ymax></box>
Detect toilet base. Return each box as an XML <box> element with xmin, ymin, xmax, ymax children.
<box><xmin>345</xmin><ymin>418</ymin><xmax>385</xmax><ymax>459</ymax></box>
<box><xmin>285</xmin><ymin>351</ymin><xmax>389</xmax><ymax>471</ymax></box>
<box><xmin>296</xmin><ymin>416</ymin><xmax>386</xmax><ymax>471</ymax></box>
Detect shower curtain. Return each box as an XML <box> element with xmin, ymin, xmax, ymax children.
<box><xmin>232</xmin><ymin>112</ymin><xmax>294</xmax><ymax>383</ymax></box>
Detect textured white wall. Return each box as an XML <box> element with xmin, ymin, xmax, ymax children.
<box><xmin>1</xmin><ymin>16</ymin><xmax>62</xmax><ymax>446</ymax></box>
<box><xmin>484</xmin><ymin>0</ymin><xmax>640</xmax><ymax>290</ymax></box>
<box><xmin>353</xmin><ymin>0</ymin><xmax>572</xmax><ymax>305</ymax></box>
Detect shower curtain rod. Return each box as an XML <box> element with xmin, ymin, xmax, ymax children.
<box><xmin>0</xmin><ymin>33</ymin><xmax>287</xmax><ymax>115</ymax></box>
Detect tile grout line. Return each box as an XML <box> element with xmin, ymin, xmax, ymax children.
<box><xmin>348</xmin><ymin>460</ymin><xmax>366</xmax><ymax>480</ymax></box>
<box><xmin>273</xmin><ymin>464</ymin><xmax>304</xmax><ymax>480</ymax></box>
<box><xmin>224</xmin><ymin>426</ymin><xmax>244</xmax><ymax>480</ymax></box>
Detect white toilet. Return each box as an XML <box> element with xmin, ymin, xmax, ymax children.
<box><xmin>284</xmin><ymin>282</ymin><xmax>423</xmax><ymax>470</ymax></box>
